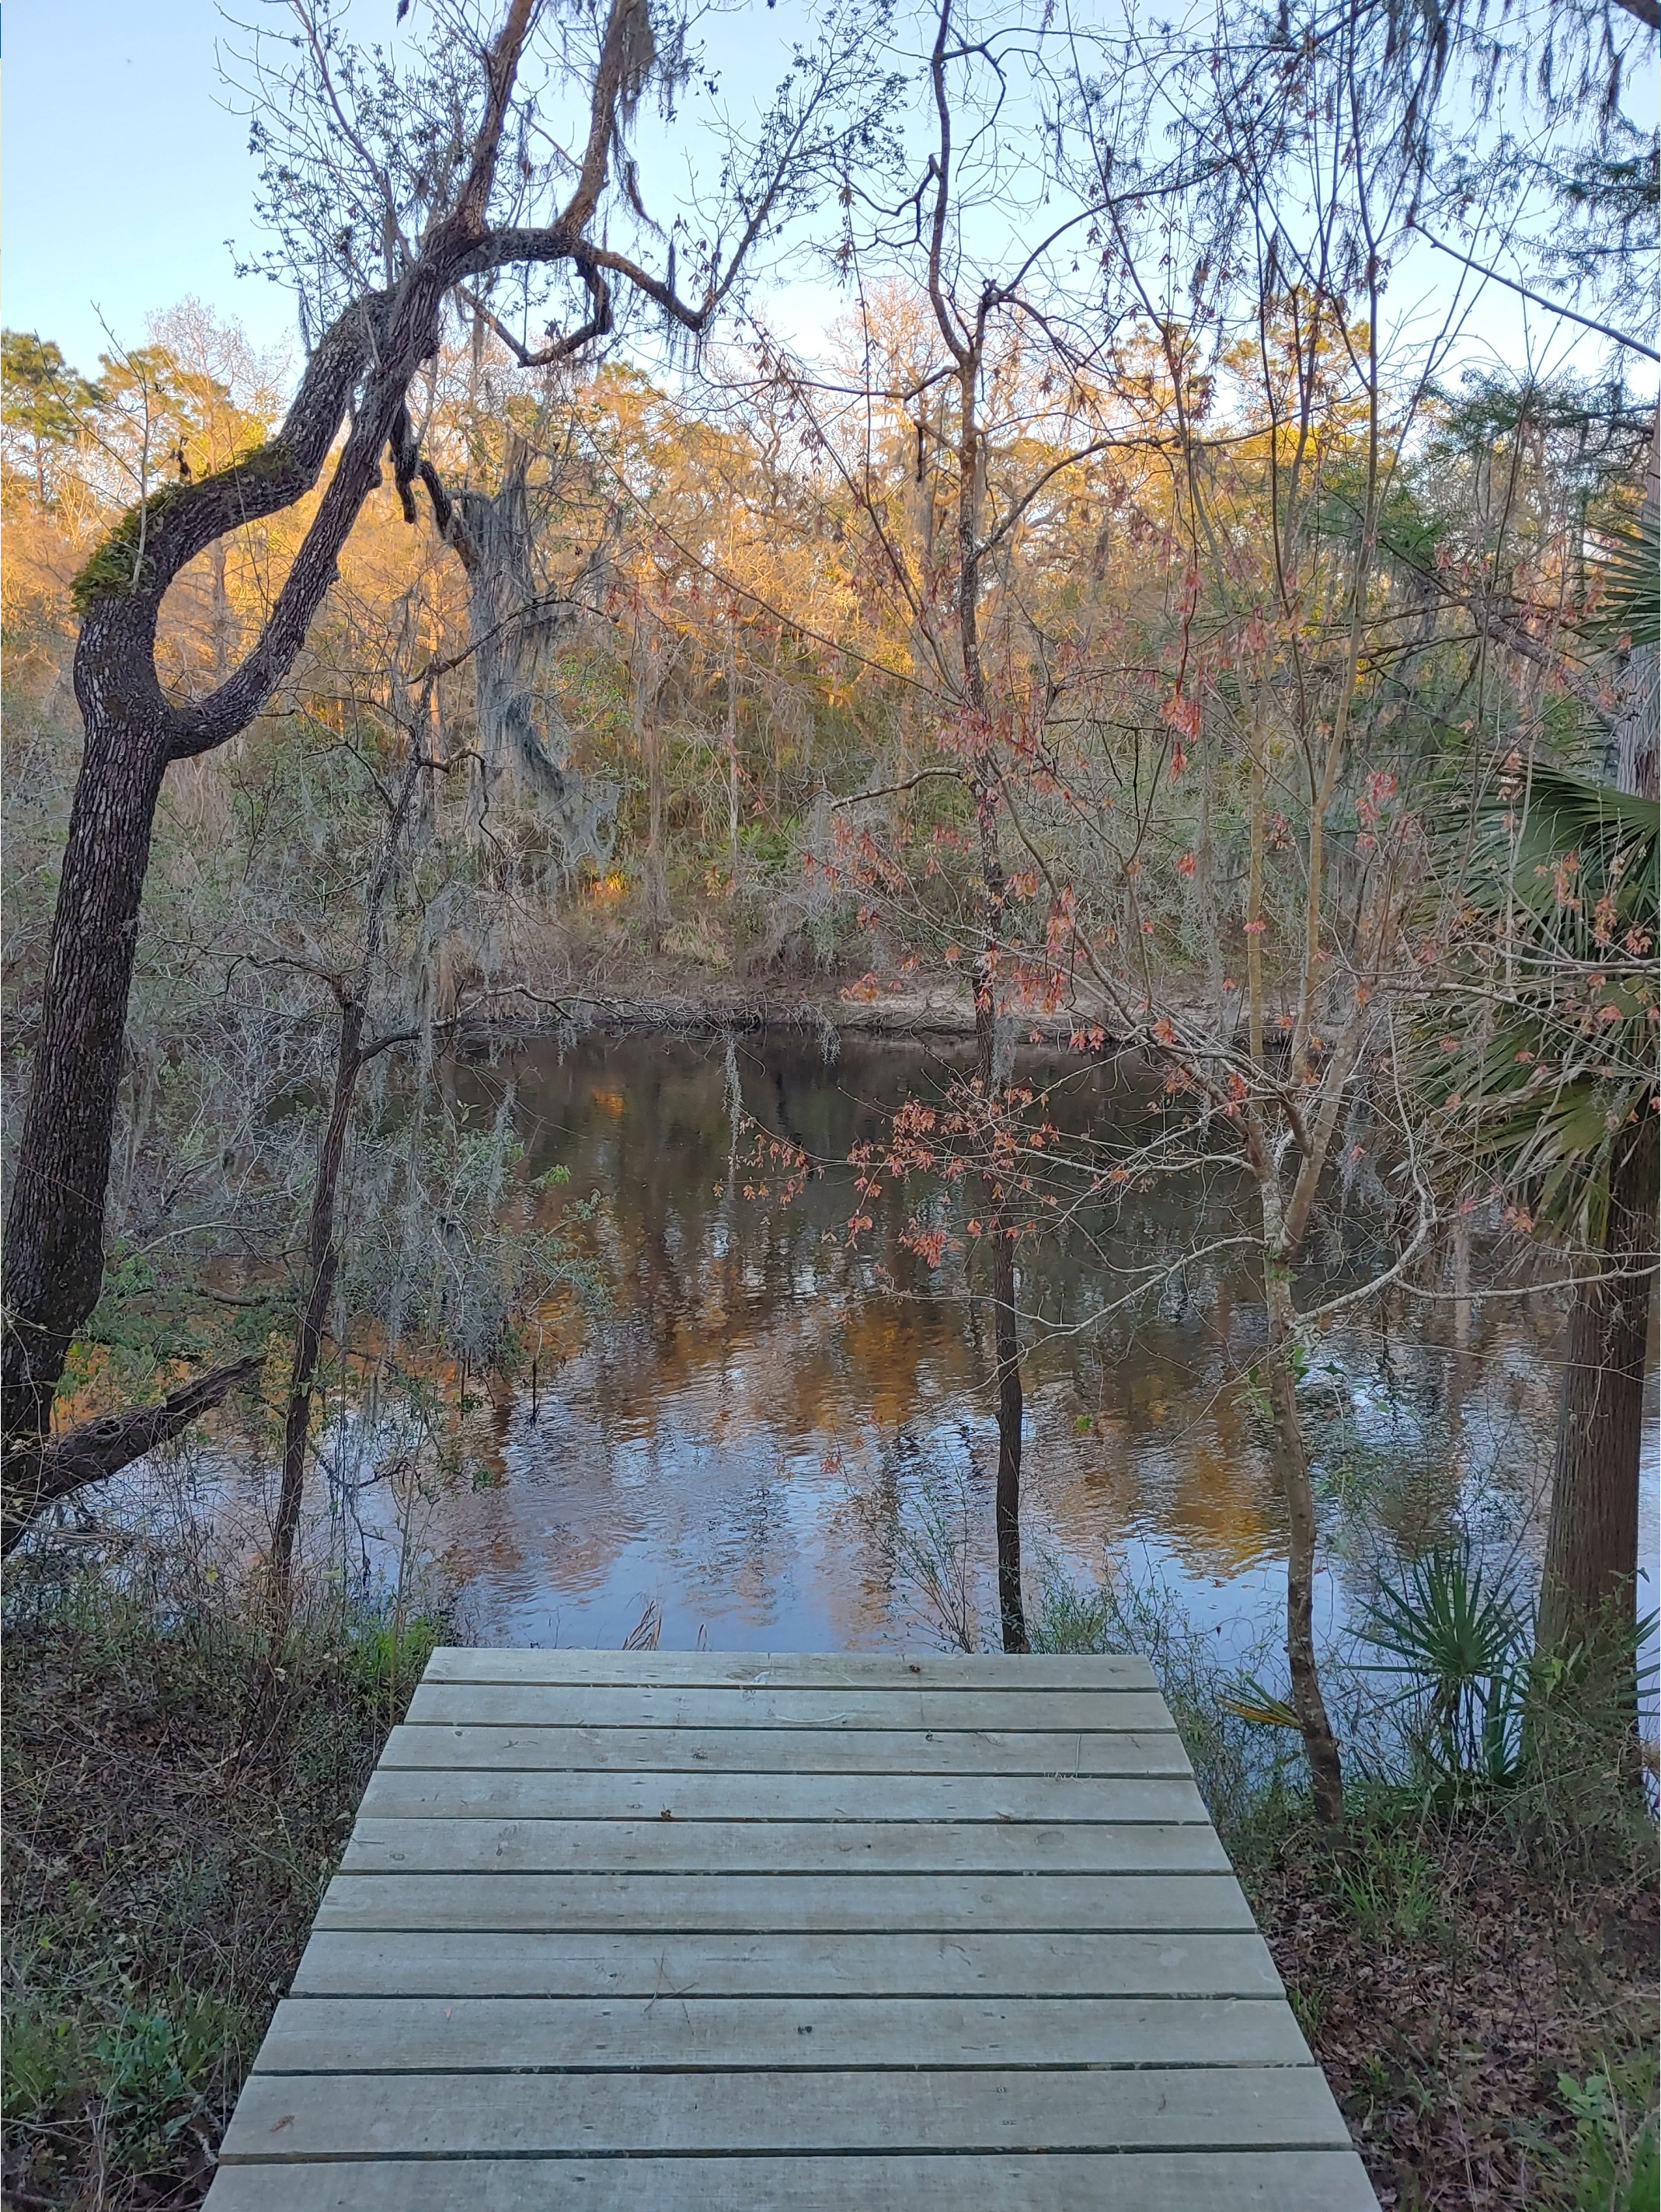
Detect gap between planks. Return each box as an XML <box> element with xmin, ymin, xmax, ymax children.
<box><xmin>288</xmin><ymin>1928</ymin><xmax>1291</xmax><ymax>2000</ymax></box>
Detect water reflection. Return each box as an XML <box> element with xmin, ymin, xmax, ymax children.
<box><xmin>313</xmin><ymin>1031</ymin><xmax>1655</xmax><ymax>1661</ymax></box>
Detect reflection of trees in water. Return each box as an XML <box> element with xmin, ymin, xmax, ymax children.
<box><xmin>1300</xmin><ymin>1319</ymin><xmax>1562</xmax><ymax>1619</ymax></box>
<box><xmin>420</xmin><ymin>1034</ymin><xmax>1577</xmax><ymax>1643</ymax></box>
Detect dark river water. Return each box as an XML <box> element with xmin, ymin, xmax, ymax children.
<box><xmin>294</xmin><ymin>1031</ymin><xmax>1656</xmax><ymax>1667</ymax></box>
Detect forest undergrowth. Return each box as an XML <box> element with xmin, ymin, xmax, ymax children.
<box><xmin>0</xmin><ymin>1543</ymin><xmax>446</xmax><ymax>2212</ymax></box>
<box><xmin>1027</xmin><ymin>1567</ymin><xmax>1660</xmax><ymax>2212</ymax></box>
<box><xmin>1246</xmin><ymin>1796</ymin><xmax>1657</xmax><ymax>2211</ymax></box>
<box><xmin>0</xmin><ymin>1517</ymin><xmax>1656</xmax><ymax>2210</ymax></box>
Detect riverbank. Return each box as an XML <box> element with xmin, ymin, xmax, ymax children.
<box><xmin>481</xmin><ymin>976</ymin><xmax>987</xmax><ymax>1038</ymax></box>
<box><xmin>3</xmin><ymin>1554</ymin><xmax>1653</xmax><ymax>2210</ymax></box>
<box><xmin>437</xmin><ymin>945</ymin><xmax>1242</xmax><ymax>1048</ymax></box>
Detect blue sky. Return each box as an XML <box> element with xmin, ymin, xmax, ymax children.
<box><xmin>2</xmin><ymin>0</ymin><xmax>837</xmax><ymax>378</ymax></box>
<box><xmin>4</xmin><ymin>0</ymin><xmax>300</xmax><ymax>372</ymax></box>
<box><xmin>4</xmin><ymin>0</ymin><xmax>1652</xmax><ymax>395</ymax></box>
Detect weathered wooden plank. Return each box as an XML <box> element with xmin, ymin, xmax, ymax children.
<box><xmin>423</xmin><ymin>1648</ymin><xmax>1160</xmax><ymax>1690</ymax></box>
<box><xmin>204</xmin><ymin>1646</ymin><xmax>1379</xmax><ymax>2212</ymax></box>
<box><xmin>381</xmin><ymin>1722</ymin><xmax>1194</xmax><ymax>1776</ymax></box>
<box><xmin>359</xmin><ymin>1767</ymin><xmax>1209</xmax><ymax>1825</ymax></box>
<box><xmin>217</xmin><ymin>2063</ymin><xmax>1354</xmax><ymax>2161</ymax></box>
<box><xmin>255</xmin><ymin>1992</ymin><xmax>1311</xmax><ymax>2072</ymax></box>
<box><xmin>406</xmin><ymin>1683</ymin><xmax>1175</xmax><ymax>1732</ymax></box>
<box><xmin>204</xmin><ymin>2150</ymin><xmax>1381</xmax><ymax>2210</ymax></box>
<box><xmin>290</xmin><ymin>1927</ymin><xmax>1290</xmax><ymax>2001</ymax></box>
<box><xmin>314</xmin><ymin>1870</ymin><xmax>1256</xmax><ymax>1934</ymax></box>
<box><xmin>341</xmin><ymin>1815</ymin><xmax>1229</xmax><ymax>1876</ymax></box>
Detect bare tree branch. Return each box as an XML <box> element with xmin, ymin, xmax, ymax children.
<box><xmin>3</xmin><ymin>1355</ymin><xmax>266</xmax><ymax>1556</ymax></box>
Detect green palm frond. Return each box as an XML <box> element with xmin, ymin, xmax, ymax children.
<box><xmin>1362</xmin><ymin>1547</ymin><xmax>1524</xmax><ymax>1691</ymax></box>
<box><xmin>1581</xmin><ymin>509</ymin><xmax>1660</xmax><ymax>651</ymax></box>
<box><xmin>1417</xmin><ymin>763</ymin><xmax>1659</xmax><ymax>1239</ymax></box>
<box><xmin>1360</xmin><ymin>1546</ymin><xmax>1529</xmax><ymax>1786</ymax></box>
<box><xmin>1462</xmin><ymin>764</ymin><xmax>1658</xmax><ymax>931</ymax></box>
<box><xmin>1219</xmin><ymin>1675</ymin><xmax>1303</xmax><ymax>1730</ymax></box>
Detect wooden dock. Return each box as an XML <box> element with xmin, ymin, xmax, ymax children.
<box><xmin>204</xmin><ymin>1648</ymin><xmax>1378</xmax><ymax>2207</ymax></box>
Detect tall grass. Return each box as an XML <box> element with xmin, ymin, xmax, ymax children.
<box><xmin>1026</xmin><ymin>1553</ymin><xmax>1304</xmax><ymax>1845</ymax></box>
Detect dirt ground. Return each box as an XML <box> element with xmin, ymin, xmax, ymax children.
<box><xmin>1245</xmin><ymin>1808</ymin><xmax>1659</xmax><ymax>2210</ymax></box>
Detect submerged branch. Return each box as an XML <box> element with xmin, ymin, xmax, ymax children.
<box><xmin>2</xmin><ymin>1354</ymin><xmax>266</xmax><ymax>1556</ymax></box>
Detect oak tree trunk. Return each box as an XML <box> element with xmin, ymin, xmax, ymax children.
<box><xmin>2</xmin><ymin>703</ymin><xmax>172</xmax><ymax>1465</ymax></box>
<box><xmin>0</xmin><ymin>0</ymin><xmax>711</xmax><ymax>1546</ymax></box>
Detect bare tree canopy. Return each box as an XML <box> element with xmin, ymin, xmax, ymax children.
<box><xmin>1</xmin><ymin>0</ymin><xmax>893</xmax><ymax>1540</ymax></box>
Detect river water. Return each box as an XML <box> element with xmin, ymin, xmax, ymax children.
<box><xmin>305</xmin><ymin>1031</ymin><xmax>1655</xmax><ymax>1665</ymax></box>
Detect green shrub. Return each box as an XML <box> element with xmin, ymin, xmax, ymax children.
<box><xmin>1549</xmin><ymin>2064</ymin><xmax>1660</xmax><ymax>2212</ymax></box>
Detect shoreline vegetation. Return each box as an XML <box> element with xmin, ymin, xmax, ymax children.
<box><xmin>2</xmin><ymin>1536</ymin><xmax>1654</xmax><ymax>2212</ymax></box>
<box><xmin>2</xmin><ymin>0</ymin><xmax>1654</xmax><ymax>2196</ymax></box>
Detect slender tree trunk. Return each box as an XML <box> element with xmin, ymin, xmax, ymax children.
<box><xmin>945</xmin><ymin>317</ymin><xmax>1029</xmax><ymax>1657</ymax></box>
<box><xmin>266</xmin><ymin>1000</ymin><xmax>364</xmax><ymax>1642</ymax></box>
<box><xmin>1536</xmin><ymin>1117</ymin><xmax>1658</xmax><ymax>1661</ymax></box>
<box><xmin>992</xmin><ymin>1227</ymin><xmax>1028</xmax><ymax>1653</ymax></box>
<box><xmin>974</xmin><ymin>926</ymin><xmax>1026</xmax><ymax>1652</ymax></box>
<box><xmin>1240</xmin><ymin>734</ymin><xmax>1343</xmax><ymax>1821</ymax></box>
<box><xmin>726</xmin><ymin>616</ymin><xmax>741</xmax><ymax>888</ymax></box>
<box><xmin>1259</xmin><ymin>1215</ymin><xmax>1345</xmax><ymax>1824</ymax></box>
<box><xmin>629</xmin><ymin>619</ymin><xmax>671</xmax><ymax>950</ymax></box>
<box><xmin>642</xmin><ymin>706</ymin><xmax>670</xmax><ymax>951</ymax></box>
<box><xmin>1450</xmin><ymin>1209</ymin><xmax>1472</xmax><ymax>1353</ymax></box>
<box><xmin>2</xmin><ymin>708</ymin><xmax>172</xmax><ymax>1463</ymax></box>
